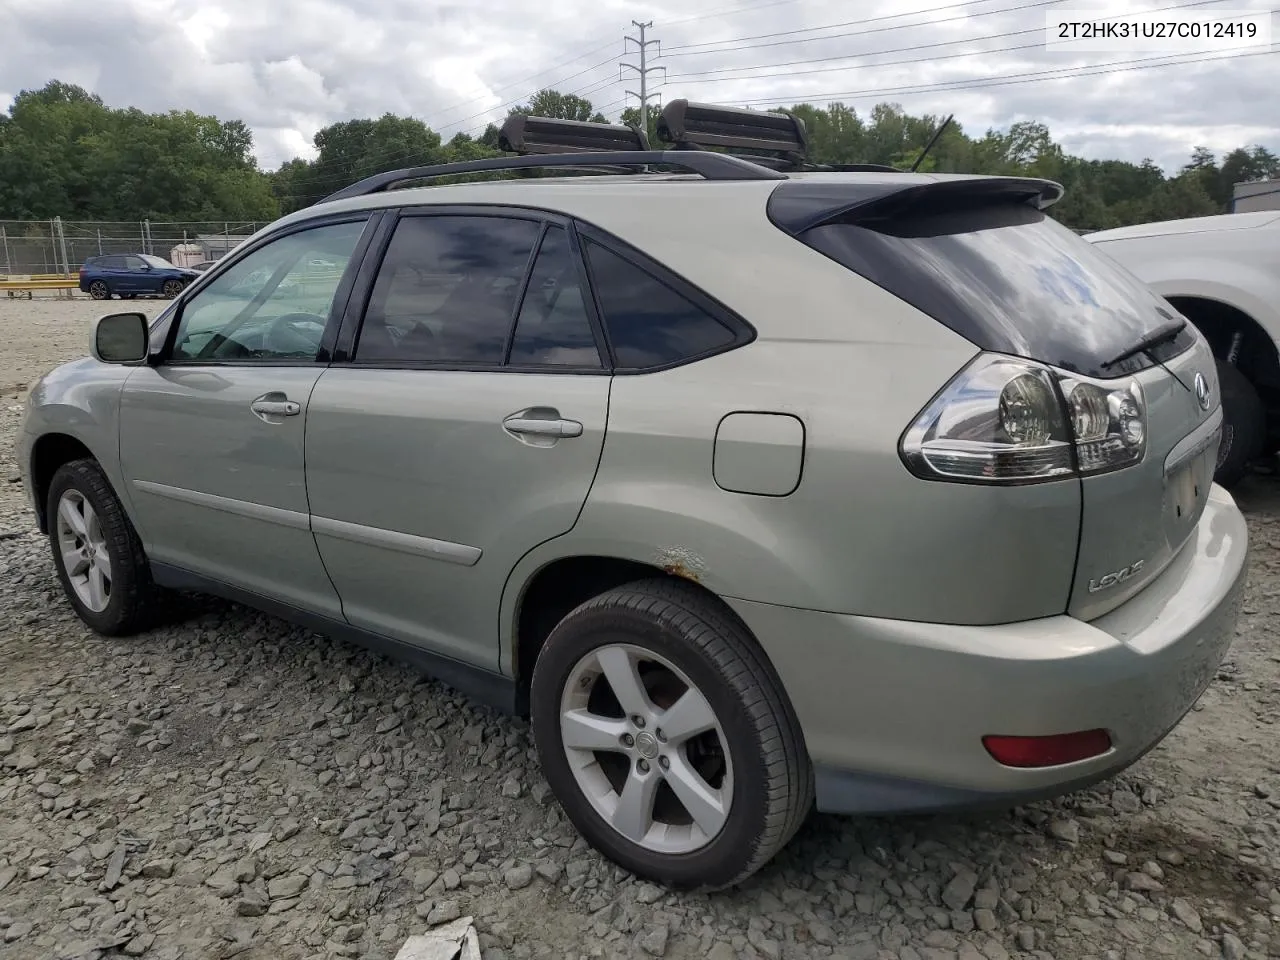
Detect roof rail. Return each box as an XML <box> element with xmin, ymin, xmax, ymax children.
<box><xmin>499</xmin><ymin>114</ymin><xmax>649</xmax><ymax>154</ymax></box>
<box><xmin>318</xmin><ymin>150</ymin><xmax>786</xmax><ymax>204</ymax></box>
<box><xmin>733</xmin><ymin>154</ymin><xmax>902</xmax><ymax>174</ymax></box>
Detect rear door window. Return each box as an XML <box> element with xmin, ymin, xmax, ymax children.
<box><xmin>357</xmin><ymin>215</ymin><xmax>541</xmax><ymax>365</ymax></box>
<box><xmin>583</xmin><ymin>240</ymin><xmax>737</xmax><ymax>369</ymax></box>
<box><xmin>508</xmin><ymin>226</ymin><xmax>601</xmax><ymax>368</ymax></box>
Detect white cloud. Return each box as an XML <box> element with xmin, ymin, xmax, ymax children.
<box><xmin>0</xmin><ymin>0</ymin><xmax>1275</xmax><ymax>173</ymax></box>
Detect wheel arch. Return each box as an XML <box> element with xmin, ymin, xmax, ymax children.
<box><xmin>504</xmin><ymin>551</ymin><xmax>771</xmax><ymax>716</ymax></box>
<box><xmin>1167</xmin><ymin>294</ymin><xmax>1280</xmax><ymax>394</ymax></box>
<box><xmin>29</xmin><ymin>433</ymin><xmax>98</xmax><ymax>533</ymax></box>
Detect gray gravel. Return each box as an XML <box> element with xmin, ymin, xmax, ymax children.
<box><xmin>2</xmin><ymin>297</ymin><xmax>1280</xmax><ymax>960</ymax></box>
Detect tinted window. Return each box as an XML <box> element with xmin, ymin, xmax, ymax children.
<box><xmin>357</xmin><ymin>216</ymin><xmax>541</xmax><ymax>364</ymax></box>
<box><xmin>124</xmin><ymin>256</ymin><xmax>147</xmax><ymax>271</ymax></box>
<box><xmin>795</xmin><ymin>202</ymin><xmax>1195</xmax><ymax>379</ymax></box>
<box><xmin>584</xmin><ymin>241</ymin><xmax>735</xmax><ymax>369</ymax></box>
<box><xmin>171</xmin><ymin>220</ymin><xmax>366</xmax><ymax>362</ymax></box>
<box><xmin>99</xmin><ymin>256</ymin><xmax>126</xmax><ymax>270</ymax></box>
<box><xmin>508</xmin><ymin>227</ymin><xmax>600</xmax><ymax>367</ymax></box>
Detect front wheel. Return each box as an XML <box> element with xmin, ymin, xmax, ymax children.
<box><xmin>1214</xmin><ymin>359</ymin><xmax>1265</xmax><ymax>488</ymax></box>
<box><xmin>47</xmin><ymin>458</ymin><xmax>161</xmax><ymax>636</ymax></box>
<box><xmin>88</xmin><ymin>280</ymin><xmax>110</xmax><ymax>300</ymax></box>
<box><xmin>161</xmin><ymin>279</ymin><xmax>184</xmax><ymax>299</ymax></box>
<box><xmin>530</xmin><ymin>578</ymin><xmax>812</xmax><ymax>890</ymax></box>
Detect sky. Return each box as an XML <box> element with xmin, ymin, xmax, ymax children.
<box><xmin>0</xmin><ymin>0</ymin><xmax>1276</xmax><ymax>174</ymax></box>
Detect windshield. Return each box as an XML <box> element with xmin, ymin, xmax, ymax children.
<box><xmin>140</xmin><ymin>254</ymin><xmax>176</xmax><ymax>269</ymax></box>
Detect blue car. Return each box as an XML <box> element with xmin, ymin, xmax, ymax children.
<box><xmin>78</xmin><ymin>254</ymin><xmax>199</xmax><ymax>300</ymax></box>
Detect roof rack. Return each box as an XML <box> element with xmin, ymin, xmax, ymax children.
<box><xmin>319</xmin><ymin>149</ymin><xmax>785</xmax><ymax>203</ymax></box>
<box><xmin>659</xmin><ymin>99</ymin><xmax>807</xmax><ymax>163</ymax></box>
<box><xmin>499</xmin><ymin>114</ymin><xmax>650</xmax><ymax>154</ymax></box>
<box><xmin>657</xmin><ymin>99</ymin><xmax>906</xmax><ymax>175</ymax></box>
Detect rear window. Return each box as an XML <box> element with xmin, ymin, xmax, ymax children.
<box><xmin>794</xmin><ymin>202</ymin><xmax>1195</xmax><ymax>379</ymax></box>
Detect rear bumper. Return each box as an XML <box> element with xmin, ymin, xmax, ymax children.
<box><xmin>726</xmin><ymin>484</ymin><xmax>1248</xmax><ymax>815</ymax></box>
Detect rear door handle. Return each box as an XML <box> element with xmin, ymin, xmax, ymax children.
<box><xmin>251</xmin><ymin>392</ymin><xmax>301</xmax><ymax>422</ymax></box>
<box><xmin>502</xmin><ymin>410</ymin><xmax>583</xmax><ymax>442</ymax></box>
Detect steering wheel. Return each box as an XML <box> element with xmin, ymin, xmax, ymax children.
<box><xmin>262</xmin><ymin>312</ymin><xmax>325</xmax><ymax>356</ymax></box>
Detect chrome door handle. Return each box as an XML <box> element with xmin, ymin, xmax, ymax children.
<box><xmin>503</xmin><ymin>416</ymin><xmax>583</xmax><ymax>439</ymax></box>
<box><xmin>251</xmin><ymin>392</ymin><xmax>300</xmax><ymax>422</ymax></box>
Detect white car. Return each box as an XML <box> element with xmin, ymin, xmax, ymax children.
<box><xmin>1087</xmin><ymin>211</ymin><xmax>1280</xmax><ymax>486</ymax></box>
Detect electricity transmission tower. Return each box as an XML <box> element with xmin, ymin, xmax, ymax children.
<box><xmin>621</xmin><ymin>20</ymin><xmax>666</xmax><ymax>133</ymax></box>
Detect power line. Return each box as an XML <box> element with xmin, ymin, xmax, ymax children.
<box><xmin>662</xmin><ymin>0</ymin><xmax>805</xmax><ymax>27</ymax></box>
<box><xmin>660</xmin><ymin>0</ymin><xmax>1061</xmax><ymax>54</ymax></box>
<box><xmin>728</xmin><ymin>45</ymin><xmax>1276</xmax><ymax>108</ymax></box>
<box><xmin>417</xmin><ymin>36</ymin><xmax>620</xmax><ymax>128</ymax></box>
<box><xmin>663</xmin><ymin>0</ymin><xmax>1237</xmax><ymax>84</ymax></box>
<box><xmin>658</xmin><ymin>0</ymin><xmax>1241</xmax><ymax>58</ymax></box>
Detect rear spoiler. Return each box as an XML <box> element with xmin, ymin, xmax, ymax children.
<box><xmin>767</xmin><ymin>177</ymin><xmax>1065</xmax><ymax>236</ymax></box>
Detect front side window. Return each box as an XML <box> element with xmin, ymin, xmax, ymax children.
<box><xmin>170</xmin><ymin>219</ymin><xmax>366</xmax><ymax>363</ymax></box>
<box><xmin>583</xmin><ymin>240</ymin><xmax>736</xmax><ymax>369</ymax></box>
<box><xmin>356</xmin><ymin>215</ymin><xmax>542</xmax><ymax>365</ymax></box>
<box><xmin>124</xmin><ymin>256</ymin><xmax>148</xmax><ymax>272</ymax></box>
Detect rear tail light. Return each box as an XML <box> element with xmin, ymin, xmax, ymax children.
<box><xmin>983</xmin><ymin>729</ymin><xmax>1112</xmax><ymax>768</ymax></box>
<box><xmin>900</xmin><ymin>353</ymin><xmax>1146</xmax><ymax>485</ymax></box>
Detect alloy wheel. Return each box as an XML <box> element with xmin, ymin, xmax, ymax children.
<box><xmin>55</xmin><ymin>489</ymin><xmax>112</xmax><ymax>613</ymax></box>
<box><xmin>559</xmin><ymin>643</ymin><xmax>733</xmax><ymax>855</ymax></box>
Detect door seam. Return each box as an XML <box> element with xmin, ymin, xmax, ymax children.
<box><xmin>302</xmin><ymin>365</ymin><xmax>349</xmax><ymax>622</ymax></box>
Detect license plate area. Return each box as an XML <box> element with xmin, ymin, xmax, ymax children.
<box><xmin>1164</xmin><ymin>445</ymin><xmax>1214</xmax><ymax>539</ymax></box>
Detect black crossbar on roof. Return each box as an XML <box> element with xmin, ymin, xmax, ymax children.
<box><xmin>318</xmin><ymin>150</ymin><xmax>786</xmax><ymax>203</ymax></box>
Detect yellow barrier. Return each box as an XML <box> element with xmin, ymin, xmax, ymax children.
<box><xmin>1</xmin><ymin>275</ymin><xmax>80</xmax><ymax>298</ymax></box>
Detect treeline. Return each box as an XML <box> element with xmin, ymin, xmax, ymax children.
<box><xmin>2</xmin><ymin>79</ymin><xmax>1277</xmax><ymax>232</ymax></box>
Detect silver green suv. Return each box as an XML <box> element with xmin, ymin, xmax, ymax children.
<box><xmin>15</xmin><ymin>101</ymin><xmax>1248</xmax><ymax>890</ymax></box>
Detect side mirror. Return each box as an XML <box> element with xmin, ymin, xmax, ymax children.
<box><xmin>91</xmin><ymin>312</ymin><xmax>150</xmax><ymax>365</ymax></box>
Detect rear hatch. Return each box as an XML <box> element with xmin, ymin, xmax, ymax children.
<box><xmin>769</xmin><ymin>174</ymin><xmax>1219</xmax><ymax>621</ymax></box>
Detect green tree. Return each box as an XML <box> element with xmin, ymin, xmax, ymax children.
<box><xmin>0</xmin><ymin>79</ymin><xmax>278</xmax><ymax>221</ymax></box>
<box><xmin>513</xmin><ymin>90</ymin><xmax>605</xmax><ymax>123</ymax></box>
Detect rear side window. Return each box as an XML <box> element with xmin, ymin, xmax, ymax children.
<box><xmin>99</xmin><ymin>256</ymin><xmax>126</xmax><ymax>270</ymax></box>
<box><xmin>584</xmin><ymin>240</ymin><xmax>736</xmax><ymax>369</ymax></box>
<box><xmin>358</xmin><ymin>216</ymin><xmax>541</xmax><ymax>365</ymax></box>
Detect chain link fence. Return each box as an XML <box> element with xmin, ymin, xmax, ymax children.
<box><xmin>0</xmin><ymin>219</ymin><xmax>266</xmax><ymax>276</ymax></box>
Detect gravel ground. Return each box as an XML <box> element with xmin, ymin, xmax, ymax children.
<box><xmin>2</xmin><ymin>295</ymin><xmax>1279</xmax><ymax>960</ymax></box>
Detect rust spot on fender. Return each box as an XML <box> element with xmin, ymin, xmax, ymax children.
<box><xmin>656</xmin><ymin>547</ymin><xmax>705</xmax><ymax>583</ymax></box>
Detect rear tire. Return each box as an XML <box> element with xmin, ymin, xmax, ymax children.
<box><xmin>47</xmin><ymin>459</ymin><xmax>162</xmax><ymax>636</ymax></box>
<box><xmin>1214</xmin><ymin>359</ymin><xmax>1265</xmax><ymax>488</ymax></box>
<box><xmin>88</xmin><ymin>280</ymin><xmax>110</xmax><ymax>300</ymax></box>
<box><xmin>530</xmin><ymin>577</ymin><xmax>812</xmax><ymax>890</ymax></box>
